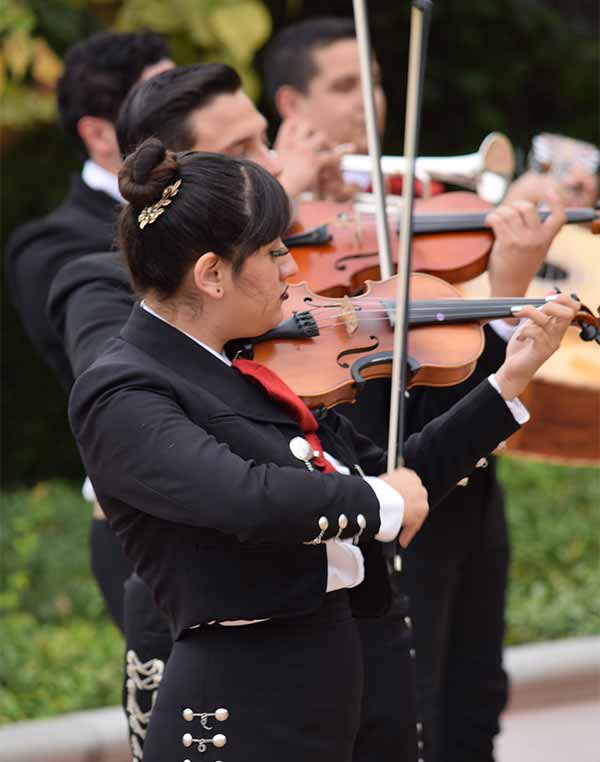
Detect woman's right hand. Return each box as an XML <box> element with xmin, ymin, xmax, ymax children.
<box><xmin>381</xmin><ymin>467</ymin><xmax>429</xmax><ymax>547</ymax></box>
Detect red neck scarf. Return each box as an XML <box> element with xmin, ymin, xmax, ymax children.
<box><xmin>232</xmin><ymin>357</ymin><xmax>335</xmax><ymax>473</ymax></box>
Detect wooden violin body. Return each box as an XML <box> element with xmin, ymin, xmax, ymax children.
<box><xmin>242</xmin><ymin>272</ymin><xmax>599</xmax><ymax>413</ymax></box>
<box><xmin>250</xmin><ymin>274</ymin><xmax>484</xmax><ymax>409</ymax></box>
<box><xmin>286</xmin><ymin>193</ymin><xmax>599</xmax><ymax>295</ymax></box>
<box><xmin>288</xmin><ymin>192</ymin><xmax>494</xmax><ymax>294</ymax></box>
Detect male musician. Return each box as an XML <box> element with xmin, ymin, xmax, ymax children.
<box><xmin>263</xmin><ymin>17</ymin><xmax>384</xmax><ymax>155</ymax></box>
<box><xmin>5</xmin><ymin>30</ymin><xmax>174</xmax><ymax>631</ymax></box>
<box><xmin>49</xmin><ymin>61</ymin><xmax>565</xmax><ymax>762</ymax></box>
<box><xmin>263</xmin><ymin>16</ymin><xmax>568</xmax><ymax>762</ymax></box>
<box><xmin>116</xmin><ymin>63</ymin><xmax>348</xmax><ymax>202</ymax></box>
<box><xmin>262</xmin><ymin>16</ymin><xmax>440</xmax><ymax>196</ymax></box>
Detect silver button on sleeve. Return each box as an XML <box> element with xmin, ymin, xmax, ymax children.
<box><xmin>304</xmin><ymin>515</ymin><xmax>329</xmax><ymax>545</ymax></box>
<box><xmin>353</xmin><ymin>513</ymin><xmax>367</xmax><ymax>544</ymax></box>
<box><xmin>335</xmin><ymin>513</ymin><xmax>348</xmax><ymax>539</ymax></box>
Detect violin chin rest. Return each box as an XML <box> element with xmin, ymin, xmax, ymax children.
<box><xmin>351</xmin><ymin>352</ymin><xmax>420</xmax><ymax>388</ymax></box>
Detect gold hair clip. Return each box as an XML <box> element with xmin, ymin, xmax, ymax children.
<box><xmin>138</xmin><ymin>178</ymin><xmax>182</xmax><ymax>229</ymax></box>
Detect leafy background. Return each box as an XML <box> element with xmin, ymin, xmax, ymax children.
<box><xmin>1</xmin><ymin>0</ymin><xmax>598</xmax><ymax>485</ymax></box>
<box><xmin>0</xmin><ymin>0</ymin><xmax>598</xmax><ymax>724</ymax></box>
<box><xmin>1</xmin><ymin>463</ymin><xmax>598</xmax><ymax>723</ymax></box>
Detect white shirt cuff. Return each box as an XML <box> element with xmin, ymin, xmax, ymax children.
<box><xmin>82</xmin><ymin>476</ymin><xmax>97</xmax><ymax>503</ymax></box>
<box><xmin>488</xmin><ymin>318</ymin><xmax>521</xmax><ymax>343</ymax></box>
<box><xmin>364</xmin><ymin>476</ymin><xmax>405</xmax><ymax>542</ymax></box>
<box><xmin>487</xmin><ymin>374</ymin><xmax>531</xmax><ymax>425</ymax></box>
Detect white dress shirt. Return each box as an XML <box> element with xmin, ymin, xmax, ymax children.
<box><xmin>81</xmin><ymin>160</ymin><xmax>125</xmax><ymax>203</ymax></box>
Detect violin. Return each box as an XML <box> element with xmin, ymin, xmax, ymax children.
<box><xmin>237</xmin><ymin>274</ymin><xmax>600</xmax><ymax>411</ymax></box>
<box><xmin>283</xmin><ymin>192</ymin><xmax>600</xmax><ymax>296</ymax></box>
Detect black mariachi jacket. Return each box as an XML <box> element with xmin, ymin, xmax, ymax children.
<box><xmin>69</xmin><ymin>305</ymin><xmax>520</xmax><ymax>639</ymax></box>
<box><xmin>5</xmin><ymin>176</ymin><xmax>119</xmax><ymax>389</ymax></box>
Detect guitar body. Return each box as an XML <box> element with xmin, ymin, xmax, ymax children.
<box><xmin>459</xmin><ymin>224</ymin><xmax>600</xmax><ymax>465</ymax></box>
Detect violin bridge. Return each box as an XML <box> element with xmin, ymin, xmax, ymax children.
<box><xmin>340</xmin><ymin>296</ymin><xmax>359</xmax><ymax>336</ymax></box>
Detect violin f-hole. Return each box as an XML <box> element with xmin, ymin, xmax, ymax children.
<box><xmin>336</xmin><ymin>337</ymin><xmax>380</xmax><ymax>369</ymax></box>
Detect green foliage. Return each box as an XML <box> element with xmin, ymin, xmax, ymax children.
<box><xmin>499</xmin><ymin>458</ymin><xmax>600</xmax><ymax>644</ymax></box>
<box><xmin>0</xmin><ymin>0</ymin><xmax>272</xmax><ymax>130</ymax></box>
<box><xmin>0</xmin><ymin>1</ymin><xmax>66</xmax><ymax>128</ymax></box>
<box><xmin>0</xmin><ymin>616</ymin><xmax>122</xmax><ymax>723</ymax></box>
<box><xmin>1</xmin><ymin>482</ymin><xmax>106</xmax><ymax>620</ymax></box>
<box><xmin>1</xmin><ymin>468</ymin><xmax>598</xmax><ymax>723</ymax></box>
<box><xmin>0</xmin><ymin>482</ymin><xmax>122</xmax><ymax>724</ymax></box>
<box><xmin>114</xmin><ymin>0</ymin><xmax>272</xmax><ymax>98</ymax></box>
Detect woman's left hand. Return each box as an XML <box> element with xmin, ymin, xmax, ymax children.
<box><xmin>494</xmin><ymin>293</ymin><xmax>580</xmax><ymax>400</ymax></box>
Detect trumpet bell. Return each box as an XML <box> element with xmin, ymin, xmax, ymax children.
<box><xmin>475</xmin><ymin>132</ymin><xmax>516</xmax><ymax>204</ymax></box>
<box><xmin>341</xmin><ymin>132</ymin><xmax>516</xmax><ymax>204</ymax></box>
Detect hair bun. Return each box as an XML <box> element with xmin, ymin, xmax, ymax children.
<box><xmin>118</xmin><ymin>137</ymin><xmax>179</xmax><ymax>208</ymax></box>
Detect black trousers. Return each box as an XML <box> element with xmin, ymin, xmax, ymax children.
<box><xmin>123</xmin><ymin>572</ymin><xmax>419</xmax><ymax>761</ymax></box>
<box><xmin>396</xmin><ymin>469</ymin><xmax>510</xmax><ymax>762</ymax></box>
<box><xmin>89</xmin><ymin>517</ymin><xmax>132</xmax><ymax>632</ymax></box>
<box><xmin>145</xmin><ymin>590</ymin><xmax>364</xmax><ymax>762</ymax></box>
<box><xmin>342</xmin><ymin>380</ymin><xmax>511</xmax><ymax>762</ymax></box>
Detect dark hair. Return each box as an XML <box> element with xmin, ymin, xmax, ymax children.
<box><xmin>118</xmin><ymin>138</ymin><xmax>291</xmax><ymax>297</ymax></box>
<box><xmin>117</xmin><ymin>64</ymin><xmax>241</xmax><ymax>156</ymax></box>
<box><xmin>262</xmin><ymin>17</ymin><xmax>356</xmax><ymax>106</ymax></box>
<box><xmin>57</xmin><ymin>31</ymin><xmax>171</xmax><ymax>156</ymax></box>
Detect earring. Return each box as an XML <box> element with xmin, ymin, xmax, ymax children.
<box><xmin>216</xmin><ymin>288</ymin><xmax>222</xmax><ymax>294</ymax></box>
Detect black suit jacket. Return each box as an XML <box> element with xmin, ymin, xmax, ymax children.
<box><xmin>69</xmin><ymin>304</ymin><xmax>520</xmax><ymax>639</ymax></box>
<box><xmin>339</xmin><ymin>326</ymin><xmax>510</xmax><ymax>540</ymax></box>
<box><xmin>48</xmin><ymin>251</ymin><xmax>134</xmax><ymax>380</ymax></box>
<box><xmin>5</xmin><ymin>176</ymin><xmax>120</xmax><ymax>389</ymax></box>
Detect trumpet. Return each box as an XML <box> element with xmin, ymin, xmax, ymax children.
<box><xmin>341</xmin><ymin>132</ymin><xmax>516</xmax><ymax>204</ymax></box>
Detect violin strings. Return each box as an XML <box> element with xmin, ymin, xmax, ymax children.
<box><xmin>303</xmin><ymin>299</ymin><xmax>546</xmax><ymax>321</ymax></box>
<box><xmin>310</xmin><ymin>305</ymin><xmax>541</xmax><ymax>331</ymax></box>
<box><xmin>322</xmin><ymin>207</ymin><xmax>592</xmax><ymax>240</ymax></box>
<box><xmin>303</xmin><ymin>297</ymin><xmax>545</xmax><ymax>311</ymax></box>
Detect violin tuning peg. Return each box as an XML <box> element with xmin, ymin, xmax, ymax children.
<box><xmin>579</xmin><ymin>323</ymin><xmax>598</xmax><ymax>342</ymax></box>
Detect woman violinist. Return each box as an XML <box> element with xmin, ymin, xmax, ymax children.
<box><xmin>69</xmin><ymin>139</ymin><xmax>578</xmax><ymax>762</ymax></box>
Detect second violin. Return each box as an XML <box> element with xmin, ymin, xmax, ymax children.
<box><xmin>285</xmin><ymin>193</ymin><xmax>599</xmax><ymax>295</ymax></box>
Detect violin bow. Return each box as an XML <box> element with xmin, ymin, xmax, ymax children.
<box><xmin>387</xmin><ymin>0</ymin><xmax>433</xmax><ymax>476</ymax></box>
<box><xmin>352</xmin><ymin>0</ymin><xmax>393</xmax><ymax>279</ymax></box>
<box><xmin>353</xmin><ymin>0</ymin><xmax>433</xmax><ymax>461</ymax></box>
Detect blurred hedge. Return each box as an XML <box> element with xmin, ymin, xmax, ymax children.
<box><xmin>499</xmin><ymin>459</ymin><xmax>600</xmax><ymax>644</ymax></box>
<box><xmin>1</xmin><ymin>463</ymin><xmax>598</xmax><ymax>723</ymax></box>
<box><xmin>1</xmin><ymin>0</ymin><xmax>598</xmax><ymax>486</ymax></box>
<box><xmin>0</xmin><ymin>482</ymin><xmax>123</xmax><ymax>723</ymax></box>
